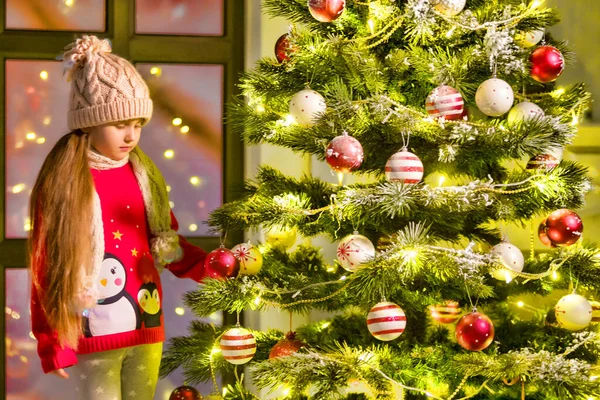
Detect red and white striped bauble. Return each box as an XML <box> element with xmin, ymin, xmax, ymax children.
<box><xmin>591</xmin><ymin>301</ymin><xmax>600</xmax><ymax>324</ymax></box>
<box><xmin>385</xmin><ymin>148</ymin><xmax>424</xmax><ymax>184</ymax></box>
<box><xmin>430</xmin><ymin>300</ymin><xmax>462</xmax><ymax>324</ymax></box>
<box><xmin>367</xmin><ymin>301</ymin><xmax>406</xmax><ymax>341</ymax></box>
<box><xmin>425</xmin><ymin>85</ymin><xmax>464</xmax><ymax>120</ymax></box>
<box><xmin>219</xmin><ymin>327</ymin><xmax>257</xmax><ymax>364</ymax></box>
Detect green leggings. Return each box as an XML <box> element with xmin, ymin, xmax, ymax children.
<box><xmin>72</xmin><ymin>342</ymin><xmax>163</xmax><ymax>400</ymax></box>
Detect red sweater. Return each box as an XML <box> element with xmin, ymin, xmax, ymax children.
<box><xmin>31</xmin><ymin>162</ymin><xmax>207</xmax><ymax>373</ymax></box>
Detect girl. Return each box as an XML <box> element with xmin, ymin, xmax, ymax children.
<box><xmin>29</xmin><ymin>35</ymin><xmax>208</xmax><ymax>399</ymax></box>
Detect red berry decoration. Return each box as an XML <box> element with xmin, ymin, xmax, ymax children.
<box><xmin>538</xmin><ymin>218</ymin><xmax>555</xmax><ymax>247</ymax></box>
<box><xmin>170</xmin><ymin>385</ymin><xmax>202</xmax><ymax>400</ymax></box>
<box><xmin>530</xmin><ymin>45</ymin><xmax>565</xmax><ymax>83</ymax></box>
<box><xmin>275</xmin><ymin>33</ymin><xmax>295</xmax><ymax>63</ymax></box>
<box><xmin>308</xmin><ymin>0</ymin><xmax>346</xmax><ymax>22</ymax></box>
<box><xmin>325</xmin><ymin>132</ymin><xmax>364</xmax><ymax>173</ymax></box>
<box><xmin>205</xmin><ymin>246</ymin><xmax>240</xmax><ymax>279</ymax></box>
<box><xmin>544</xmin><ymin>209</ymin><xmax>583</xmax><ymax>246</ymax></box>
<box><xmin>455</xmin><ymin>309</ymin><xmax>494</xmax><ymax>351</ymax></box>
<box><xmin>269</xmin><ymin>331</ymin><xmax>307</xmax><ymax>358</ymax></box>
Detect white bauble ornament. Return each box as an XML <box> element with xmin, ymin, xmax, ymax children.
<box><xmin>337</xmin><ymin>232</ymin><xmax>375</xmax><ymax>272</ymax></box>
<box><xmin>516</xmin><ymin>29</ymin><xmax>545</xmax><ymax>48</ymax></box>
<box><xmin>231</xmin><ymin>242</ymin><xmax>263</xmax><ymax>275</ymax></box>
<box><xmin>490</xmin><ymin>242</ymin><xmax>524</xmax><ymax>282</ymax></box>
<box><xmin>220</xmin><ymin>327</ymin><xmax>257</xmax><ymax>364</ymax></box>
<box><xmin>367</xmin><ymin>301</ymin><xmax>406</xmax><ymax>341</ymax></box>
<box><xmin>507</xmin><ymin>101</ymin><xmax>545</xmax><ymax>125</ymax></box>
<box><xmin>289</xmin><ymin>89</ymin><xmax>326</xmax><ymax>126</ymax></box>
<box><xmin>385</xmin><ymin>148</ymin><xmax>424</xmax><ymax>184</ymax></box>
<box><xmin>555</xmin><ymin>294</ymin><xmax>593</xmax><ymax>331</ymax></box>
<box><xmin>434</xmin><ymin>0</ymin><xmax>467</xmax><ymax>16</ymax></box>
<box><xmin>475</xmin><ymin>78</ymin><xmax>514</xmax><ymax>117</ymax></box>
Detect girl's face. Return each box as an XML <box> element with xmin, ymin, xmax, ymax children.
<box><xmin>85</xmin><ymin>119</ymin><xmax>143</xmax><ymax>161</ymax></box>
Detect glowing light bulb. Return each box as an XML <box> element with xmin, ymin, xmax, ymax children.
<box><xmin>164</xmin><ymin>149</ymin><xmax>174</xmax><ymax>159</ymax></box>
<box><xmin>175</xmin><ymin>307</ymin><xmax>185</xmax><ymax>316</ymax></box>
<box><xmin>188</xmin><ymin>224</ymin><xmax>198</xmax><ymax>232</ymax></box>
<box><xmin>64</xmin><ymin>0</ymin><xmax>74</xmax><ymax>7</ymax></box>
<box><xmin>367</xmin><ymin>19</ymin><xmax>375</xmax><ymax>34</ymax></box>
<box><xmin>166</xmin><ymin>185</ymin><xmax>171</xmax><ymax>192</ymax></box>
<box><xmin>43</xmin><ymin>116</ymin><xmax>51</xmax><ymax>125</ymax></box>
<box><xmin>36</xmin><ymin>137</ymin><xmax>46</xmax><ymax>144</ymax></box>
<box><xmin>26</xmin><ymin>132</ymin><xmax>36</xmax><ymax>140</ymax></box>
<box><xmin>530</xmin><ymin>0</ymin><xmax>544</xmax><ymax>9</ymax></box>
<box><xmin>254</xmin><ymin>296</ymin><xmax>261</xmax><ymax>305</ymax></box>
<box><xmin>172</xmin><ymin>118</ymin><xmax>182</xmax><ymax>126</ymax></box>
<box><xmin>150</xmin><ymin>67</ymin><xmax>162</xmax><ymax>76</ymax></box>
<box><xmin>39</xmin><ymin>70</ymin><xmax>48</xmax><ymax>80</ymax></box>
<box><xmin>12</xmin><ymin>184</ymin><xmax>26</xmax><ymax>194</ymax></box>
<box><xmin>180</xmin><ymin>125</ymin><xmax>190</xmax><ymax>134</ymax></box>
<box><xmin>190</xmin><ymin>176</ymin><xmax>202</xmax><ymax>186</ymax></box>
<box><xmin>517</xmin><ymin>301</ymin><xmax>525</xmax><ymax>307</ymax></box>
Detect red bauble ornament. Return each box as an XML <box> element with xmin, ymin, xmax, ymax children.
<box><xmin>275</xmin><ymin>33</ymin><xmax>295</xmax><ymax>63</ymax></box>
<box><xmin>205</xmin><ymin>246</ymin><xmax>240</xmax><ymax>279</ymax></box>
<box><xmin>530</xmin><ymin>45</ymin><xmax>565</xmax><ymax>83</ymax></box>
<box><xmin>538</xmin><ymin>218</ymin><xmax>555</xmax><ymax>247</ymax></box>
<box><xmin>425</xmin><ymin>85</ymin><xmax>464</xmax><ymax>121</ymax></box>
<box><xmin>308</xmin><ymin>0</ymin><xmax>346</xmax><ymax>22</ymax></box>
<box><xmin>455</xmin><ymin>310</ymin><xmax>494</xmax><ymax>351</ymax></box>
<box><xmin>544</xmin><ymin>209</ymin><xmax>583</xmax><ymax>246</ymax></box>
<box><xmin>170</xmin><ymin>385</ymin><xmax>202</xmax><ymax>400</ymax></box>
<box><xmin>325</xmin><ymin>132</ymin><xmax>364</xmax><ymax>173</ymax></box>
<box><xmin>269</xmin><ymin>331</ymin><xmax>307</xmax><ymax>358</ymax></box>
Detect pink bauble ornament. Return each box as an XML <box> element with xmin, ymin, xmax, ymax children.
<box><xmin>367</xmin><ymin>301</ymin><xmax>406</xmax><ymax>341</ymax></box>
<box><xmin>555</xmin><ymin>293</ymin><xmax>592</xmax><ymax>331</ymax></box>
<box><xmin>336</xmin><ymin>232</ymin><xmax>375</xmax><ymax>272</ymax></box>
<box><xmin>385</xmin><ymin>148</ymin><xmax>424</xmax><ymax>184</ymax></box>
<box><xmin>275</xmin><ymin>33</ymin><xmax>295</xmax><ymax>63</ymax></box>
<box><xmin>231</xmin><ymin>242</ymin><xmax>263</xmax><ymax>275</ymax></box>
<box><xmin>530</xmin><ymin>45</ymin><xmax>565</xmax><ymax>83</ymax></box>
<box><xmin>455</xmin><ymin>310</ymin><xmax>494</xmax><ymax>351</ymax></box>
<box><xmin>289</xmin><ymin>89</ymin><xmax>326</xmax><ymax>126</ymax></box>
<box><xmin>308</xmin><ymin>0</ymin><xmax>346</xmax><ymax>22</ymax></box>
<box><xmin>205</xmin><ymin>246</ymin><xmax>239</xmax><ymax>279</ymax></box>
<box><xmin>325</xmin><ymin>132</ymin><xmax>364</xmax><ymax>173</ymax></box>
<box><xmin>430</xmin><ymin>300</ymin><xmax>462</xmax><ymax>324</ymax></box>
<box><xmin>220</xmin><ymin>327</ymin><xmax>257</xmax><ymax>364</ymax></box>
<box><xmin>425</xmin><ymin>85</ymin><xmax>464</xmax><ymax>120</ymax></box>
<box><xmin>475</xmin><ymin>78</ymin><xmax>514</xmax><ymax>117</ymax></box>
<box><xmin>544</xmin><ymin>209</ymin><xmax>583</xmax><ymax>246</ymax></box>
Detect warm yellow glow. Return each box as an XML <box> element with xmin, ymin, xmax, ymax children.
<box><xmin>166</xmin><ymin>185</ymin><xmax>171</xmax><ymax>192</ymax></box>
<box><xmin>517</xmin><ymin>301</ymin><xmax>525</xmax><ymax>307</ymax></box>
<box><xmin>43</xmin><ymin>116</ymin><xmax>51</xmax><ymax>125</ymax></box>
<box><xmin>172</xmin><ymin>117</ymin><xmax>183</xmax><ymax>126</ymax></box>
<box><xmin>367</xmin><ymin>19</ymin><xmax>375</xmax><ymax>35</ymax></box>
<box><xmin>26</xmin><ymin>132</ymin><xmax>36</xmax><ymax>140</ymax></box>
<box><xmin>175</xmin><ymin>307</ymin><xmax>185</xmax><ymax>316</ymax></box>
<box><xmin>64</xmin><ymin>0</ymin><xmax>74</xmax><ymax>7</ymax></box>
<box><xmin>29</xmin><ymin>331</ymin><xmax>35</xmax><ymax>340</ymax></box>
<box><xmin>571</xmin><ymin>114</ymin><xmax>580</xmax><ymax>126</ymax></box>
<box><xmin>36</xmin><ymin>137</ymin><xmax>46</xmax><ymax>144</ymax></box>
<box><xmin>12</xmin><ymin>184</ymin><xmax>26</xmax><ymax>194</ymax></box>
<box><xmin>552</xmin><ymin>270</ymin><xmax>559</xmax><ymax>281</ymax></box>
<box><xmin>282</xmin><ymin>387</ymin><xmax>291</xmax><ymax>397</ymax></box>
<box><xmin>256</xmin><ymin>105</ymin><xmax>265</xmax><ymax>113</ymax></box>
<box><xmin>211</xmin><ymin>347</ymin><xmax>221</xmax><ymax>355</ymax></box>
<box><xmin>209</xmin><ymin>312</ymin><xmax>220</xmax><ymax>321</ymax></box>
<box><xmin>190</xmin><ymin>176</ymin><xmax>202</xmax><ymax>186</ymax></box>
<box><xmin>321</xmin><ymin>321</ymin><xmax>330</xmax><ymax>329</ymax></box>
<box><xmin>326</xmin><ymin>265</ymin><xmax>336</xmax><ymax>273</ymax></box>
<box><xmin>39</xmin><ymin>70</ymin><xmax>48</xmax><ymax>80</ymax></box>
<box><xmin>530</xmin><ymin>0</ymin><xmax>544</xmax><ymax>9</ymax></box>
<box><xmin>337</xmin><ymin>172</ymin><xmax>345</xmax><ymax>186</ymax></box>
<box><xmin>402</xmin><ymin>249</ymin><xmax>419</xmax><ymax>263</ymax></box>
<box><xmin>164</xmin><ymin>149</ymin><xmax>175</xmax><ymax>159</ymax></box>
<box><xmin>339</xmin><ymin>275</ymin><xmax>347</xmax><ymax>281</ymax></box>
<box><xmin>150</xmin><ymin>67</ymin><xmax>162</xmax><ymax>76</ymax></box>
<box><xmin>24</xmin><ymin>217</ymin><xmax>31</xmax><ymax>232</ymax></box>
<box><xmin>222</xmin><ymin>388</ymin><xmax>228</xmax><ymax>397</ymax></box>
<box><xmin>551</xmin><ymin>87</ymin><xmax>565</xmax><ymax>98</ymax></box>
<box><xmin>438</xmin><ymin>175</ymin><xmax>446</xmax><ymax>186</ymax></box>
<box><xmin>169</xmin><ymin>201</ymin><xmax>175</xmax><ymax>209</ymax></box>
<box><xmin>446</xmin><ymin>26</ymin><xmax>456</xmax><ymax>38</ymax></box>
<box><xmin>12</xmin><ymin>311</ymin><xmax>20</xmax><ymax>320</ymax></box>
<box><xmin>284</xmin><ymin>114</ymin><xmax>295</xmax><ymax>126</ymax></box>
<box><xmin>505</xmin><ymin>271</ymin><xmax>514</xmax><ymax>283</ymax></box>
<box><xmin>188</xmin><ymin>224</ymin><xmax>198</xmax><ymax>232</ymax></box>
<box><xmin>180</xmin><ymin>125</ymin><xmax>190</xmax><ymax>134</ymax></box>
<box><xmin>254</xmin><ymin>296</ymin><xmax>261</xmax><ymax>305</ymax></box>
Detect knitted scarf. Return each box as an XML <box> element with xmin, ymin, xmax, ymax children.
<box><xmin>83</xmin><ymin>147</ymin><xmax>181</xmax><ymax>304</ymax></box>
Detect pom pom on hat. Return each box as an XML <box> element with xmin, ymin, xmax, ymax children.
<box><xmin>59</xmin><ymin>35</ymin><xmax>113</xmax><ymax>81</ymax></box>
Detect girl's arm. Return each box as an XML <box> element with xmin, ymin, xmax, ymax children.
<box><xmin>163</xmin><ymin>211</ymin><xmax>208</xmax><ymax>282</ymax></box>
<box><xmin>30</xmin><ymin>278</ymin><xmax>78</xmax><ymax>373</ymax></box>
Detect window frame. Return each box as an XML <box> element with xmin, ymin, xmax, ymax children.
<box><xmin>0</xmin><ymin>0</ymin><xmax>245</xmax><ymax>393</ymax></box>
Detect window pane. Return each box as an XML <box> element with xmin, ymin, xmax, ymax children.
<box><xmin>138</xmin><ymin>64</ymin><xmax>224</xmax><ymax>237</ymax></box>
<box><xmin>135</xmin><ymin>0</ymin><xmax>223</xmax><ymax>36</ymax></box>
<box><xmin>6</xmin><ymin>0</ymin><xmax>106</xmax><ymax>31</ymax></box>
<box><xmin>5</xmin><ymin>60</ymin><xmax>69</xmax><ymax>239</ymax></box>
<box><xmin>6</xmin><ymin>269</ymin><xmax>217</xmax><ymax>399</ymax></box>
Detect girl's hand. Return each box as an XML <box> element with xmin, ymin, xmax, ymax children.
<box><xmin>51</xmin><ymin>368</ymin><xmax>69</xmax><ymax>379</ymax></box>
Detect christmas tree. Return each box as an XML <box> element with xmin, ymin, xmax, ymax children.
<box><xmin>160</xmin><ymin>1</ymin><xmax>600</xmax><ymax>399</ymax></box>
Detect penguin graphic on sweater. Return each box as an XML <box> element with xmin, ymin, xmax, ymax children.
<box><xmin>137</xmin><ymin>282</ymin><xmax>162</xmax><ymax>328</ymax></box>
<box><xmin>84</xmin><ymin>254</ymin><xmax>141</xmax><ymax>337</ymax></box>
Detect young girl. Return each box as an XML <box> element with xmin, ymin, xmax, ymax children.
<box><xmin>29</xmin><ymin>35</ymin><xmax>208</xmax><ymax>399</ymax></box>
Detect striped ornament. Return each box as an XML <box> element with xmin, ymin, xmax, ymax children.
<box><xmin>430</xmin><ymin>300</ymin><xmax>462</xmax><ymax>324</ymax></box>
<box><xmin>591</xmin><ymin>301</ymin><xmax>600</xmax><ymax>324</ymax></box>
<box><xmin>526</xmin><ymin>154</ymin><xmax>560</xmax><ymax>170</ymax></box>
<box><xmin>425</xmin><ymin>85</ymin><xmax>464</xmax><ymax>120</ymax></box>
<box><xmin>220</xmin><ymin>327</ymin><xmax>257</xmax><ymax>364</ymax></box>
<box><xmin>367</xmin><ymin>301</ymin><xmax>406</xmax><ymax>341</ymax></box>
<box><xmin>385</xmin><ymin>149</ymin><xmax>423</xmax><ymax>184</ymax></box>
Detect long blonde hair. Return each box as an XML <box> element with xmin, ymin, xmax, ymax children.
<box><xmin>29</xmin><ymin>130</ymin><xmax>94</xmax><ymax>349</ymax></box>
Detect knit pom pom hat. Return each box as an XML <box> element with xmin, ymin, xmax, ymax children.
<box><xmin>60</xmin><ymin>35</ymin><xmax>153</xmax><ymax>130</ymax></box>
